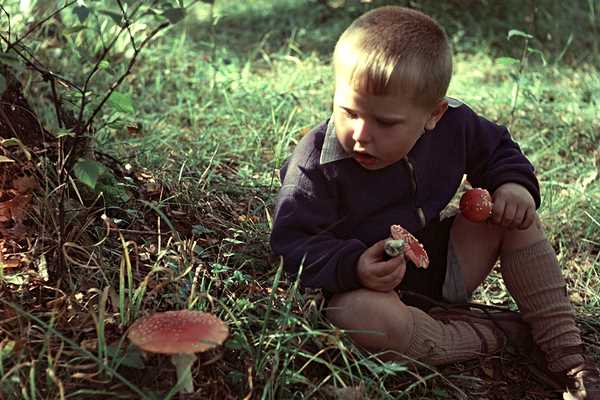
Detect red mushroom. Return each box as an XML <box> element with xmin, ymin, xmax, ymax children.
<box><xmin>459</xmin><ymin>188</ymin><xmax>493</xmax><ymax>223</ymax></box>
<box><xmin>388</xmin><ymin>225</ymin><xmax>429</xmax><ymax>269</ymax></box>
<box><xmin>127</xmin><ymin>310</ymin><xmax>229</xmax><ymax>394</ymax></box>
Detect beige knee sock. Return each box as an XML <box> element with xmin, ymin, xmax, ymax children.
<box><xmin>403</xmin><ymin>306</ymin><xmax>500</xmax><ymax>365</ymax></box>
<box><xmin>500</xmin><ymin>239</ymin><xmax>583</xmax><ymax>372</ymax></box>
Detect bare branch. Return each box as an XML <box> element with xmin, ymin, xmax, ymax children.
<box><xmin>116</xmin><ymin>0</ymin><xmax>137</xmax><ymax>51</ymax></box>
<box><xmin>50</xmin><ymin>79</ymin><xmax>64</xmax><ymax>128</ymax></box>
<box><xmin>77</xmin><ymin>23</ymin><xmax>129</xmax><ymax>129</ymax></box>
<box><xmin>77</xmin><ymin>0</ymin><xmax>152</xmax><ymax>127</ymax></box>
<box><xmin>0</xmin><ymin>33</ymin><xmax>81</xmax><ymax>92</ymax></box>
<box><xmin>83</xmin><ymin>21</ymin><xmax>170</xmax><ymax>132</ymax></box>
<box><xmin>0</xmin><ymin>5</ymin><xmax>11</xmax><ymax>44</ymax></box>
<box><xmin>8</xmin><ymin>1</ymin><xmax>78</xmax><ymax>52</ymax></box>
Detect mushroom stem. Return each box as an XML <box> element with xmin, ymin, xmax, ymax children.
<box><xmin>170</xmin><ymin>353</ymin><xmax>197</xmax><ymax>393</ymax></box>
<box><xmin>384</xmin><ymin>239</ymin><xmax>405</xmax><ymax>257</ymax></box>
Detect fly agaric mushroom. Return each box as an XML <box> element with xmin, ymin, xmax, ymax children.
<box><xmin>459</xmin><ymin>188</ymin><xmax>493</xmax><ymax>223</ymax></box>
<box><xmin>127</xmin><ymin>310</ymin><xmax>229</xmax><ymax>394</ymax></box>
<box><xmin>386</xmin><ymin>225</ymin><xmax>429</xmax><ymax>269</ymax></box>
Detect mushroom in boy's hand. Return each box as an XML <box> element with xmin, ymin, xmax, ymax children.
<box><xmin>387</xmin><ymin>225</ymin><xmax>429</xmax><ymax>269</ymax></box>
<box><xmin>384</xmin><ymin>239</ymin><xmax>405</xmax><ymax>257</ymax></box>
<box><xmin>127</xmin><ymin>310</ymin><xmax>229</xmax><ymax>394</ymax></box>
<box><xmin>459</xmin><ymin>188</ymin><xmax>493</xmax><ymax>223</ymax></box>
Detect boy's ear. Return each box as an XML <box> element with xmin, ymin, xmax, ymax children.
<box><xmin>424</xmin><ymin>99</ymin><xmax>448</xmax><ymax>130</ymax></box>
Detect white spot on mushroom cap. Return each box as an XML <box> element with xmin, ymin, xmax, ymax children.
<box><xmin>127</xmin><ymin>310</ymin><xmax>229</xmax><ymax>354</ymax></box>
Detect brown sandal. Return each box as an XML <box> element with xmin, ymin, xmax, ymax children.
<box><xmin>529</xmin><ymin>344</ymin><xmax>600</xmax><ymax>400</ymax></box>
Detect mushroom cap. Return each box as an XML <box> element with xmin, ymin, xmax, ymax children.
<box><xmin>459</xmin><ymin>188</ymin><xmax>493</xmax><ymax>223</ymax></box>
<box><xmin>127</xmin><ymin>310</ymin><xmax>229</xmax><ymax>354</ymax></box>
<box><xmin>390</xmin><ymin>225</ymin><xmax>429</xmax><ymax>269</ymax></box>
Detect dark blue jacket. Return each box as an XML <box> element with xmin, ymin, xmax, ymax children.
<box><xmin>270</xmin><ymin>101</ymin><xmax>540</xmax><ymax>293</ymax></box>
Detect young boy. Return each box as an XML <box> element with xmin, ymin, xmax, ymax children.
<box><xmin>270</xmin><ymin>5</ymin><xmax>599</xmax><ymax>399</ymax></box>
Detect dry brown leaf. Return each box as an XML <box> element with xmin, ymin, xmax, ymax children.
<box><xmin>12</xmin><ymin>175</ymin><xmax>38</xmax><ymax>194</ymax></box>
<box><xmin>321</xmin><ymin>383</ymin><xmax>365</xmax><ymax>400</ymax></box>
<box><xmin>0</xmin><ymin>189</ymin><xmax>30</xmax><ymax>225</ymax></box>
<box><xmin>0</xmin><ymin>258</ymin><xmax>20</xmax><ymax>269</ymax></box>
<box><xmin>80</xmin><ymin>338</ymin><xmax>98</xmax><ymax>351</ymax></box>
<box><xmin>0</xmin><ymin>222</ymin><xmax>28</xmax><ymax>240</ymax></box>
<box><xmin>0</xmin><ymin>190</ymin><xmax>17</xmax><ymax>222</ymax></box>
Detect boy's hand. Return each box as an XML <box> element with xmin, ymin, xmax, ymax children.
<box><xmin>357</xmin><ymin>239</ymin><xmax>406</xmax><ymax>292</ymax></box>
<box><xmin>491</xmin><ymin>182</ymin><xmax>536</xmax><ymax>230</ymax></box>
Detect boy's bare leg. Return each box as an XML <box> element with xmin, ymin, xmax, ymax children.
<box><xmin>327</xmin><ymin>288</ymin><xmax>505</xmax><ymax>365</ymax></box>
<box><xmin>327</xmin><ymin>290</ymin><xmax>414</xmax><ymax>353</ymax></box>
<box><xmin>449</xmin><ymin>212</ymin><xmax>546</xmax><ymax>294</ymax></box>
<box><xmin>450</xmin><ymin>213</ymin><xmax>584</xmax><ymax>372</ymax></box>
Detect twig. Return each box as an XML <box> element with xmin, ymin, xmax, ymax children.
<box><xmin>76</xmin><ymin>24</ymin><xmax>128</xmax><ymax>128</ymax></box>
<box><xmin>0</xmin><ymin>33</ymin><xmax>82</xmax><ymax>92</ymax></box>
<box><xmin>50</xmin><ymin>78</ymin><xmax>64</xmax><ymax>128</ymax></box>
<box><xmin>58</xmin><ymin>137</ymin><xmax>66</xmax><ymax>273</ymax></box>
<box><xmin>116</xmin><ymin>0</ymin><xmax>137</xmax><ymax>51</ymax></box>
<box><xmin>7</xmin><ymin>1</ymin><xmax>78</xmax><ymax>51</ymax></box>
<box><xmin>509</xmin><ymin>1</ymin><xmax>537</xmax><ymax>127</ymax></box>
<box><xmin>0</xmin><ymin>5</ymin><xmax>11</xmax><ymax>44</ymax></box>
<box><xmin>82</xmin><ymin>21</ymin><xmax>170</xmax><ymax>132</ymax></box>
<box><xmin>76</xmin><ymin>0</ymin><xmax>147</xmax><ymax>128</ymax></box>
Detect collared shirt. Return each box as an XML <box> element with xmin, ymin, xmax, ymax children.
<box><xmin>270</xmin><ymin>101</ymin><xmax>540</xmax><ymax>293</ymax></box>
<box><xmin>319</xmin><ymin>117</ymin><xmax>350</xmax><ymax>165</ymax></box>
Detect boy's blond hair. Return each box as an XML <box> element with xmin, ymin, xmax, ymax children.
<box><xmin>333</xmin><ymin>6</ymin><xmax>452</xmax><ymax>109</ymax></box>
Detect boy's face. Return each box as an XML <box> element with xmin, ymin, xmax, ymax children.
<box><xmin>333</xmin><ymin>70</ymin><xmax>448</xmax><ymax>170</ymax></box>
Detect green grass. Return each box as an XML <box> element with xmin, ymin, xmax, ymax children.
<box><xmin>1</xmin><ymin>0</ymin><xmax>599</xmax><ymax>399</ymax></box>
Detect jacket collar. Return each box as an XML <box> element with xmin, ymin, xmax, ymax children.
<box><xmin>320</xmin><ymin>116</ymin><xmax>352</xmax><ymax>165</ymax></box>
<box><xmin>319</xmin><ymin>97</ymin><xmax>463</xmax><ymax>166</ymax></box>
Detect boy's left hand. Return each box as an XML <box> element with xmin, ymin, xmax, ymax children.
<box><xmin>491</xmin><ymin>182</ymin><xmax>536</xmax><ymax>230</ymax></box>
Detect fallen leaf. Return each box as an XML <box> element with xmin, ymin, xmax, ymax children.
<box><xmin>12</xmin><ymin>175</ymin><xmax>38</xmax><ymax>193</ymax></box>
<box><xmin>321</xmin><ymin>383</ymin><xmax>365</xmax><ymax>400</ymax></box>
<box><xmin>0</xmin><ymin>259</ymin><xmax>20</xmax><ymax>269</ymax></box>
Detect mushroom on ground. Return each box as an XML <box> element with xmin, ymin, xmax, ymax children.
<box><xmin>127</xmin><ymin>310</ymin><xmax>229</xmax><ymax>394</ymax></box>
<box><xmin>387</xmin><ymin>225</ymin><xmax>429</xmax><ymax>269</ymax></box>
<box><xmin>459</xmin><ymin>188</ymin><xmax>493</xmax><ymax>223</ymax></box>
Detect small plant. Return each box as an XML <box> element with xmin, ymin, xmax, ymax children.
<box><xmin>496</xmin><ymin>29</ymin><xmax>547</xmax><ymax>126</ymax></box>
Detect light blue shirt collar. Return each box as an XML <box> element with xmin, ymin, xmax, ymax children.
<box><xmin>320</xmin><ymin>116</ymin><xmax>352</xmax><ymax>165</ymax></box>
<box><xmin>319</xmin><ymin>97</ymin><xmax>463</xmax><ymax>166</ymax></box>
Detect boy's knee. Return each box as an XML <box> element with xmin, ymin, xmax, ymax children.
<box><xmin>325</xmin><ymin>289</ymin><xmax>413</xmax><ymax>350</ymax></box>
<box><xmin>499</xmin><ymin>211</ymin><xmax>546</xmax><ymax>251</ymax></box>
<box><xmin>454</xmin><ymin>211</ymin><xmax>544</xmax><ymax>244</ymax></box>
<box><xmin>453</xmin><ymin>213</ymin><xmax>504</xmax><ymax>245</ymax></box>
<box><xmin>326</xmin><ymin>289</ymin><xmax>399</xmax><ymax>318</ymax></box>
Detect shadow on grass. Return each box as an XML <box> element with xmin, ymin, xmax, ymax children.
<box><xmin>185</xmin><ymin>0</ymin><xmax>598</xmax><ymax>66</ymax></box>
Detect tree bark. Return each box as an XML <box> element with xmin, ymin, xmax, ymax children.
<box><xmin>0</xmin><ymin>64</ymin><xmax>55</xmax><ymax>147</ymax></box>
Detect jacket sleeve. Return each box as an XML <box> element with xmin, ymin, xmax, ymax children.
<box><xmin>463</xmin><ymin>108</ymin><xmax>541</xmax><ymax>208</ymax></box>
<box><xmin>269</xmin><ymin>137</ymin><xmax>365</xmax><ymax>293</ymax></box>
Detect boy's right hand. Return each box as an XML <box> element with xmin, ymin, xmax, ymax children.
<box><xmin>357</xmin><ymin>239</ymin><xmax>407</xmax><ymax>292</ymax></box>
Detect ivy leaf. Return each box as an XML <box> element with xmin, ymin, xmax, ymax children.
<box><xmin>73</xmin><ymin>159</ymin><xmax>108</xmax><ymax>189</ymax></box>
<box><xmin>496</xmin><ymin>57</ymin><xmax>519</xmax><ymax>66</ymax></box>
<box><xmin>108</xmin><ymin>91</ymin><xmax>135</xmax><ymax>114</ymax></box>
<box><xmin>55</xmin><ymin>129</ymin><xmax>76</xmax><ymax>138</ymax></box>
<box><xmin>0</xmin><ymin>340</ymin><xmax>15</xmax><ymax>357</ymax></box>
<box><xmin>106</xmin><ymin>344</ymin><xmax>145</xmax><ymax>369</ymax></box>
<box><xmin>162</xmin><ymin>7</ymin><xmax>186</xmax><ymax>24</ymax></box>
<box><xmin>63</xmin><ymin>25</ymin><xmax>87</xmax><ymax>35</ymax></box>
<box><xmin>99</xmin><ymin>9</ymin><xmax>124</xmax><ymax>26</ymax></box>
<box><xmin>527</xmin><ymin>47</ymin><xmax>547</xmax><ymax>66</ymax></box>
<box><xmin>507</xmin><ymin>29</ymin><xmax>533</xmax><ymax>40</ymax></box>
<box><xmin>73</xmin><ymin>5</ymin><xmax>90</xmax><ymax>23</ymax></box>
